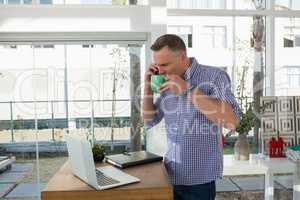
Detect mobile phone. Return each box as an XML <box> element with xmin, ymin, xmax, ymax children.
<box><xmin>151</xmin><ymin>65</ymin><xmax>159</xmax><ymax>75</ymax></box>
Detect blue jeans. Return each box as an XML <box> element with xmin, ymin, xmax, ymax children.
<box><xmin>173</xmin><ymin>181</ymin><xmax>216</xmax><ymax>200</ymax></box>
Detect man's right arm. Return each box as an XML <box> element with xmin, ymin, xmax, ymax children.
<box><xmin>142</xmin><ymin>84</ymin><xmax>156</xmax><ymax>124</ymax></box>
<box><xmin>142</xmin><ymin>65</ymin><xmax>157</xmax><ymax>124</ymax></box>
<box><xmin>142</xmin><ymin>64</ymin><xmax>165</xmax><ymax>128</ymax></box>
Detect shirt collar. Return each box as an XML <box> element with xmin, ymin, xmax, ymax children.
<box><xmin>183</xmin><ymin>57</ymin><xmax>198</xmax><ymax>81</ymax></box>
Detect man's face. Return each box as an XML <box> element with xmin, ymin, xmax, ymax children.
<box><xmin>153</xmin><ymin>46</ymin><xmax>185</xmax><ymax>76</ymax></box>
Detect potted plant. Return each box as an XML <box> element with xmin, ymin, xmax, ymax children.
<box><xmin>234</xmin><ymin>60</ymin><xmax>256</xmax><ymax>160</ymax></box>
<box><xmin>92</xmin><ymin>143</ymin><xmax>106</xmax><ymax>162</ymax></box>
<box><xmin>234</xmin><ymin>104</ymin><xmax>256</xmax><ymax>160</ymax></box>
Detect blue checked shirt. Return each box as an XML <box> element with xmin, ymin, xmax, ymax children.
<box><xmin>145</xmin><ymin>57</ymin><xmax>241</xmax><ymax>185</ymax></box>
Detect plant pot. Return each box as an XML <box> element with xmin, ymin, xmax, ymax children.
<box><xmin>234</xmin><ymin>134</ymin><xmax>250</xmax><ymax>160</ymax></box>
<box><xmin>92</xmin><ymin>144</ymin><xmax>105</xmax><ymax>162</ymax></box>
<box><xmin>93</xmin><ymin>153</ymin><xmax>105</xmax><ymax>162</ymax></box>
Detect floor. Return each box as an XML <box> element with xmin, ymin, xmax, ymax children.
<box><xmin>0</xmin><ymin>161</ymin><xmax>294</xmax><ymax>200</ymax></box>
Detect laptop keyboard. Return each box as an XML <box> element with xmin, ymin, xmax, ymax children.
<box><xmin>95</xmin><ymin>169</ymin><xmax>120</xmax><ymax>186</ymax></box>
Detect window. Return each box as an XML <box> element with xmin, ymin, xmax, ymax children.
<box><xmin>168</xmin><ymin>16</ymin><xmax>259</xmax><ymax>98</ymax></box>
<box><xmin>167</xmin><ymin>0</ymin><xmax>226</xmax><ymax>9</ymax></box>
<box><xmin>0</xmin><ymin>0</ymin><xmax>32</xmax><ymax>3</ymax></box>
<box><xmin>167</xmin><ymin>0</ymin><xmax>266</xmax><ymax>9</ymax></box>
<box><xmin>284</xmin><ymin>26</ymin><xmax>300</xmax><ymax>47</ymax></box>
<box><xmin>40</xmin><ymin>0</ymin><xmax>53</xmax><ymax>4</ymax></box>
<box><xmin>202</xmin><ymin>26</ymin><xmax>227</xmax><ymax>48</ymax></box>
<box><xmin>0</xmin><ymin>43</ymin><xmax>144</xmax><ymax>142</ymax></box>
<box><xmin>287</xmin><ymin>66</ymin><xmax>300</xmax><ymax>87</ymax></box>
<box><xmin>7</xmin><ymin>0</ymin><xmax>21</xmax><ymax>4</ymax></box>
<box><xmin>80</xmin><ymin>0</ymin><xmax>112</xmax><ymax>4</ymax></box>
<box><xmin>32</xmin><ymin>44</ymin><xmax>55</xmax><ymax>48</ymax></box>
<box><xmin>168</xmin><ymin>25</ymin><xmax>193</xmax><ymax>48</ymax></box>
<box><xmin>275</xmin><ymin>0</ymin><xmax>300</xmax><ymax>10</ymax></box>
<box><xmin>3</xmin><ymin>45</ymin><xmax>18</xmax><ymax>49</ymax></box>
<box><xmin>82</xmin><ymin>44</ymin><xmax>95</xmax><ymax>48</ymax></box>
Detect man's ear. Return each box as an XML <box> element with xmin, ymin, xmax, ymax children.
<box><xmin>180</xmin><ymin>50</ymin><xmax>187</xmax><ymax>60</ymax></box>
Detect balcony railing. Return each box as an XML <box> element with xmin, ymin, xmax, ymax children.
<box><xmin>0</xmin><ymin>99</ymin><xmax>132</xmax><ymax>143</ymax></box>
<box><xmin>0</xmin><ymin>96</ymin><xmax>254</xmax><ymax>144</ymax></box>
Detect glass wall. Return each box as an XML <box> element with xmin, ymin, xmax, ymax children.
<box><xmin>0</xmin><ymin>43</ymin><xmax>145</xmax><ymax>144</ymax></box>
<box><xmin>168</xmin><ymin>16</ymin><xmax>265</xmax><ymax>100</ymax></box>
<box><xmin>164</xmin><ymin>0</ymin><xmax>300</xmax><ymax>155</ymax></box>
<box><xmin>0</xmin><ymin>41</ymin><xmax>144</xmax><ymax>199</ymax></box>
<box><xmin>167</xmin><ymin>16</ymin><xmax>264</xmax><ymax>154</ymax></box>
<box><xmin>0</xmin><ymin>101</ymin><xmax>11</xmax><ymax>143</ymax></box>
<box><xmin>166</xmin><ymin>0</ymin><xmax>268</xmax><ymax>154</ymax></box>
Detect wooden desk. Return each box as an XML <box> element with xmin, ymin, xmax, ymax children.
<box><xmin>41</xmin><ymin>160</ymin><xmax>172</xmax><ymax>200</ymax></box>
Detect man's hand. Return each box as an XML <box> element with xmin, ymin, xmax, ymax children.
<box><xmin>144</xmin><ymin>64</ymin><xmax>159</xmax><ymax>82</ymax></box>
<box><xmin>159</xmin><ymin>74</ymin><xmax>188</xmax><ymax>95</ymax></box>
<box><xmin>143</xmin><ymin>64</ymin><xmax>160</xmax><ymax>123</ymax></box>
<box><xmin>144</xmin><ymin>64</ymin><xmax>159</xmax><ymax>94</ymax></box>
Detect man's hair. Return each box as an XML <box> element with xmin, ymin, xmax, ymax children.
<box><xmin>151</xmin><ymin>34</ymin><xmax>186</xmax><ymax>52</ymax></box>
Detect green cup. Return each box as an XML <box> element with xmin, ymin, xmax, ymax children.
<box><xmin>151</xmin><ymin>75</ymin><xmax>166</xmax><ymax>93</ymax></box>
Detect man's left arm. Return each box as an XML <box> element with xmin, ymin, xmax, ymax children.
<box><xmin>188</xmin><ymin>71</ymin><xmax>241</xmax><ymax>130</ymax></box>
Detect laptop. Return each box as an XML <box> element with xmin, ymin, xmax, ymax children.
<box><xmin>65</xmin><ymin>134</ymin><xmax>140</xmax><ymax>190</ymax></box>
<box><xmin>105</xmin><ymin>151</ymin><xmax>163</xmax><ymax>168</ymax></box>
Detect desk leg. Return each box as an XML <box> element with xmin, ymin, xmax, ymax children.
<box><xmin>265</xmin><ymin>171</ymin><xmax>274</xmax><ymax>200</ymax></box>
<box><xmin>293</xmin><ymin>162</ymin><xmax>300</xmax><ymax>200</ymax></box>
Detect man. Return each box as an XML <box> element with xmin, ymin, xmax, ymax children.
<box><xmin>142</xmin><ymin>34</ymin><xmax>240</xmax><ymax>200</ymax></box>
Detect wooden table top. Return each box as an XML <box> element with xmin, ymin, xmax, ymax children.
<box><xmin>42</xmin><ymin>160</ymin><xmax>172</xmax><ymax>200</ymax></box>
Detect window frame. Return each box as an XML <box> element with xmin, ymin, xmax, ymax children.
<box><xmin>202</xmin><ymin>25</ymin><xmax>227</xmax><ymax>48</ymax></box>
<box><xmin>286</xmin><ymin>66</ymin><xmax>300</xmax><ymax>87</ymax></box>
<box><xmin>283</xmin><ymin>25</ymin><xmax>300</xmax><ymax>47</ymax></box>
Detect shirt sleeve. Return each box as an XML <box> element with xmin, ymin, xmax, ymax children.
<box><xmin>209</xmin><ymin>70</ymin><xmax>241</xmax><ymax>120</ymax></box>
<box><xmin>144</xmin><ymin>96</ymin><xmax>164</xmax><ymax>130</ymax></box>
